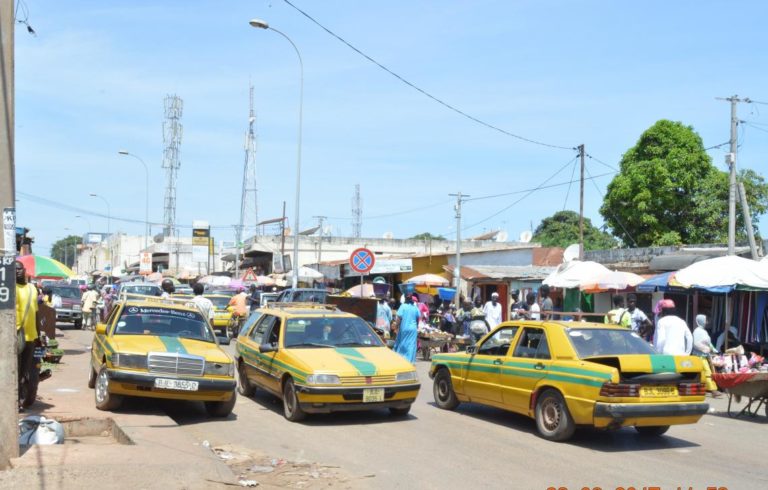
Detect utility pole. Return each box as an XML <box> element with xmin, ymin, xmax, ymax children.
<box><xmin>449</xmin><ymin>192</ymin><xmax>469</xmax><ymax>305</ymax></box>
<box><xmin>313</xmin><ymin>216</ymin><xmax>326</xmax><ymax>265</ymax></box>
<box><xmin>737</xmin><ymin>182</ymin><xmax>759</xmax><ymax>260</ymax></box>
<box><xmin>0</xmin><ymin>0</ymin><xmax>17</xmax><ymax>468</ymax></box>
<box><xmin>578</xmin><ymin>144</ymin><xmax>585</xmax><ymax>260</ymax></box>
<box><xmin>280</xmin><ymin>201</ymin><xmax>287</xmax><ymax>272</ymax></box>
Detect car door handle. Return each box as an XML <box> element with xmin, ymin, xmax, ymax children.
<box><xmin>493</xmin><ymin>359</ymin><xmax>503</xmax><ymax>365</ymax></box>
<box><xmin>534</xmin><ymin>362</ymin><xmax>545</xmax><ymax>370</ymax></box>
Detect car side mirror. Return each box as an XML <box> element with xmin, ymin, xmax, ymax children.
<box><xmin>466</xmin><ymin>345</ymin><xmax>477</xmax><ymax>355</ymax></box>
<box><xmin>216</xmin><ymin>335</ymin><xmax>230</xmax><ymax>345</ymax></box>
<box><xmin>95</xmin><ymin>323</ymin><xmax>107</xmax><ymax>335</ymax></box>
<box><xmin>260</xmin><ymin>343</ymin><xmax>277</xmax><ymax>353</ymax></box>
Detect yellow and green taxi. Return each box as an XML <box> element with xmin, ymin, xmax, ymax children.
<box><xmin>430</xmin><ymin>321</ymin><xmax>709</xmax><ymax>441</ymax></box>
<box><xmin>205</xmin><ymin>294</ymin><xmax>234</xmax><ymax>336</ymax></box>
<box><xmin>88</xmin><ymin>293</ymin><xmax>237</xmax><ymax>417</ymax></box>
<box><xmin>236</xmin><ymin>303</ymin><xmax>420</xmax><ymax>421</ymax></box>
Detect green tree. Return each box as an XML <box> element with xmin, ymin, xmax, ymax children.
<box><xmin>409</xmin><ymin>232</ymin><xmax>446</xmax><ymax>241</ymax></box>
<box><xmin>600</xmin><ymin>119</ymin><xmax>768</xmax><ymax>246</ymax></box>
<box><xmin>532</xmin><ymin>211</ymin><xmax>617</xmax><ymax>250</ymax></box>
<box><xmin>51</xmin><ymin>235</ymin><xmax>82</xmax><ymax>269</ymax></box>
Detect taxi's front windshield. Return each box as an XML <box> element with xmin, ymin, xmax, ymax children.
<box><xmin>115</xmin><ymin>305</ymin><xmax>214</xmax><ymax>343</ymax></box>
<box><xmin>284</xmin><ymin>316</ymin><xmax>383</xmax><ymax>348</ymax></box>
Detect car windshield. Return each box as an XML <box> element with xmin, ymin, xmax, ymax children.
<box><xmin>52</xmin><ymin>287</ymin><xmax>81</xmax><ymax>299</ymax></box>
<box><xmin>567</xmin><ymin>328</ymin><xmax>656</xmax><ymax>358</ymax></box>
<box><xmin>122</xmin><ymin>285</ymin><xmax>161</xmax><ymax>296</ymax></box>
<box><xmin>284</xmin><ymin>316</ymin><xmax>383</xmax><ymax>348</ymax></box>
<box><xmin>206</xmin><ymin>296</ymin><xmax>232</xmax><ymax>309</ymax></box>
<box><xmin>114</xmin><ymin>305</ymin><xmax>214</xmax><ymax>342</ymax></box>
<box><xmin>289</xmin><ymin>290</ymin><xmax>326</xmax><ymax>303</ymax></box>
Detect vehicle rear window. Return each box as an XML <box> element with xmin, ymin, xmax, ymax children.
<box><xmin>122</xmin><ymin>285</ymin><xmax>161</xmax><ymax>296</ymax></box>
<box><xmin>115</xmin><ymin>306</ymin><xmax>213</xmax><ymax>342</ymax></box>
<box><xmin>567</xmin><ymin>328</ymin><xmax>656</xmax><ymax>358</ymax></box>
<box><xmin>284</xmin><ymin>316</ymin><xmax>382</xmax><ymax>348</ymax></box>
<box><xmin>288</xmin><ymin>290</ymin><xmax>327</xmax><ymax>303</ymax></box>
<box><xmin>52</xmin><ymin>287</ymin><xmax>81</xmax><ymax>299</ymax></box>
<box><xmin>206</xmin><ymin>296</ymin><xmax>231</xmax><ymax>309</ymax></box>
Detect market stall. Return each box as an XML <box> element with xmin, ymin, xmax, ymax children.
<box><xmin>712</xmin><ymin>370</ymin><xmax>768</xmax><ymax>418</ymax></box>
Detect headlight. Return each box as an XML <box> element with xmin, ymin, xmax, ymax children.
<box><xmin>305</xmin><ymin>374</ymin><xmax>341</xmax><ymax>385</ymax></box>
<box><xmin>73</xmin><ymin>305</ymin><xmax>82</xmax><ymax>311</ymax></box>
<box><xmin>205</xmin><ymin>362</ymin><xmax>234</xmax><ymax>376</ymax></box>
<box><xmin>111</xmin><ymin>353</ymin><xmax>147</xmax><ymax>369</ymax></box>
<box><xmin>396</xmin><ymin>371</ymin><xmax>418</xmax><ymax>382</ymax></box>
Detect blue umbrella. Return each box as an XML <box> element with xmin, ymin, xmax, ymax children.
<box><xmin>636</xmin><ymin>272</ymin><xmax>677</xmax><ymax>293</ymax></box>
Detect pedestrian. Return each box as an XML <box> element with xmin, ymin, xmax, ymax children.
<box><xmin>375</xmin><ymin>296</ymin><xmax>393</xmax><ymax>337</ymax></box>
<box><xmin>191</xmin><ymin>283</ymin><xmax>215</xmax><ymax>325</ymax></box>
<box><xmin>160</xmin><ymin>278</ymin><xmax>175</xmax><ymax>298</ymax></box>
<box><xmin>246</xmin><ymin>284</ymin><xmax>260</xmax><ymax>311</ymax></box>
<box><xmin>519</xmin><ymin>292</ymin><xmax>540</xmax><ymax>320</ymax></box>
<box><xmin>692</xmin><ymin>314</ymin><xmax>721</xmax><ymax>395</ymax></box>
<box><xmin>539</xmin><ymin>285</ymin><xmax>553</xmax><ymax>320</ymax></box>
<box><xmin>626</xmin><ymin>293</ymin><xmax>652</xmax><ymax>338</ymax></box>
<box><xmin>509</xmin><ymin>290</ymin><xmax>523</xmax><ymax>319</ymax></box>
<box><xmin>392</xmin><ymin>293</ymin><xmax>420</xmax><ymax>363</ymax></box>
<box><xmin>604</xmin><ymin>295</ymin><xmax>631</xmax><ymax>328</ymax></box>
<box><xmin>412</xmin><ymin>293</ymin><xmax>429</xmax><ymax>325</ymax></box>
<box><xmin>482</xmin><ymin>292</ymin><xmax>503</xmax><ymax>329</ymax></box>
<box><xmin>15</xmin><ymin>261</ymin><xmax>39</xmax><ymax>407</ymax></box>
<box><xmin>457</xmin><ymin>300</ymin><xmax>473</xmax><ymax>338</ymax></box>
<box><xmin>81</xmin><ymin>284</ymin><xmax>100</xmax><ymax>330</ymax></box>
<box><xmin>654</xmin><ymin>299</ymin><xmax>693</xmax><ymax>355</ymax></box>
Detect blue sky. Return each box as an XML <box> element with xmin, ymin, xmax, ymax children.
<box><xmin>14</xmin><ymin>0</ymin><xmax>768</xmax><ymax>255</ymax></box>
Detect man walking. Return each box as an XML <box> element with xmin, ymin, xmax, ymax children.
<box><xmin>191</xmin><ymin>283</ymin><xmax>214</xmax><ymax>325</ymax></box>
<box><xmin>626</xmin><ymin>293</ymin><xmax>652</xmax><ymax>339</ymax></box>
<box><xmin>482</xmin><ymin>292</ymin><xmax>503</xmax><ymax>329</ymax></box>
<box><xmin>539</xmin><ymin>285</ymin><xmax>553</xmax><ymax>320</ymax></box>
<box><xmin>81</xmin><ymin>284</ymin><xmax>100</xmax><ymax>330</ymax></box>
<box><xmin>605</xmin><ymin>295</ymin><xmax>631</xmax><ymax>328</ymax></box>
<box><xmin>655</xmin><ymin>299</ymin><xmax>693</xmax><ymax>355</ymax></box>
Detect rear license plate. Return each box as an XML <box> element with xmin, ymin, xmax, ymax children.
<box><xmin>154</xmin><ymin>378</ymin><xmax>199</xmax><ymax>391</ymax></box>
<box><xmin>362</xmin><ymin>388</ymin><xmax>385</xmax><ymax>403</ymax></box>
<box><xmin>640</xmin><ymin>385</ymin><xmax>678</xmax><ymax>397</ymax></box>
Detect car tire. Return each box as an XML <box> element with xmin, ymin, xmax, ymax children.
<box><xmin>282</xmin><ymin>378</ymin><xmax>306</xmax><ymax>422</ymax></box>
<box><xmin>87</xmin><ymin>364</ymin><xmax>96</xmax><ymax>389</ymax></box>
<box><xmin>535</xmin><ymin>389</ymin><xmax>575</xmax><ymax>442</ymax></box>
<box><xmin>433</xmin><ymin>368</ymin><xmax>460</xmax><ymax>410</ymax></box>
<box><xmin>94</xmin><ymin>364</ymin><xmax>122</xmax><ymax>411</ymax></box>
<box><xmin>205</xmin><ymin>392</ymin><xmax>237</xmax><ymax>418</ymax></box>
<box><xmin>635</xmin><ymin>425</ymin><xmax>670</xmax><ymax>436</ymax></box>
<box><xmin>389</xmin><ymin>406</ymin><xmax>411</xmax><ymax>417</ymax></box>
<box><xmin>237</xmin><ymin>361</ymin><xmax>255</xmax><ymax>397</ymax></box>
<box><xmin>74</xmin><ymin>319</ymin><xmax>83</xmax><ymax>330</ymax></box>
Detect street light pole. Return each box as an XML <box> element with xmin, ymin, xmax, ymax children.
<box><xmin>89</xmin><ymin>193</ymin><xmax>112</xmax><ymax>271</ymax></box>
<box><xmin>250</xmin><ymin>18</ymin><xmax>304</xmax><ymax>289</ymax></box>
<box><xmin>118</xmin><ymin>150</ymin><xmax>150</xmax><ymax>250</ymax></box>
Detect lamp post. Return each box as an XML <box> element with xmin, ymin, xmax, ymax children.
<box><xmin>89</xmin><ymin>193</ymin><xmax>112</xmax><ymax>271</ymax></box>
<box><xmin>250</xmin><ymin>17</ymin><xmax>304</xmax><ymax>289</ymax></box>
<box><xmin>118</xmin><ymin>150</ymin><xmax>150</xmax><ymax>250</ymax></box>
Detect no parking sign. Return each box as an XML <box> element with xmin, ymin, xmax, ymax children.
<box><xmin>349</xmin><ymin>248</ymin><xmax>375</xmax><ymax>275</ymax></box>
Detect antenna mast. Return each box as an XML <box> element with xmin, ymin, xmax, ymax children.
<box><xmin>162</xmin><ymin>95</ymin><xmax>183</xmax><ymax>237</ymax></box>
<box><xmin>352</xmin><ymin>184</ymin><xmax>362</xmax><ymax>238</ymax></box>
<box><xmin>240</xmin><ymin>83</ymin><xmax>259</xmax><ymax>240</ymax></box>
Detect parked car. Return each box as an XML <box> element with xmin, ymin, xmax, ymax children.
<box><xmin>236</xmin><ymin>303</ymin><xmax>420</xmax><ymax>421</ymax></box>
<box><xmin>88</xmin><ymin>294</ymin><xmax>236</xmax><ymax>416</ymax></box>
<box><xmin>259</xmin><ymin>291</ymin><xmax>280</xmax><ymax>307</ymax></box>
<box><xmin>430</xmin><ymin>321</ymin><xmax>709</xmax><ymax>441</ymax></box>
<box><xmin>275</xmin><ymin>288</ymin><xmax>327</xmax><ymax>304</ymax></box>
<box><xmin>51</xmin><ymin>283</ymin><xmax>83</xmax><ymax>329</ymax></box>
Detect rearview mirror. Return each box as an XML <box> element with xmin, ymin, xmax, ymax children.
<box><xmin>95</xmin><ymin>323</ymin><xmax>107</xmax><ymax>335</ymax></box>
<box><xmin>466</xmin><ymin>345</ymin><xmax>477</xmax><ymax>355</ymax></box>
<box><xmin>260</xmin><ymin>343</ymin><xmax>277</xmax><ymax>353</ymax></box>
<box><xmin>216</xmin><ymin>336</ymin><xmax>230</xmax><ymax>345</ymax></box>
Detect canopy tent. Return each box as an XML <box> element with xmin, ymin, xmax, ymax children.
<box><xmin>674</xmin><ymin>255</ymin><xmax>768</xmax><ymax>293</ymax></box>
<box><xmin>543</xmin><ymin>260</ymin><xmax>611</xmax><ymax>289</ymax></box>
<box><xmin>285</xmin><ymin>266</ymin><xmax>324</xmax><ymax>282</ymax></box>
<box><xmin>635</xmin><ymin>271</ymin><xmax>688</xmax><ymax>293</ymax></box>
<box><xmin>16</xmin><ymin>255</ymin><xmax>74</xmax><ymax>279</ymax></box>
<box><xmin>404</xmin><ymin>273</ymin><xmax>450</xmax><ymax>286</ymax></box>
<box><xmin>580</xmin><ymin>270</ymin><xmax>645</xmax><ymax>293</ymax></box>
<box><xmin>198</xmin><ymin>275</ymin><xmax>234</xmax><ymax>286</ymax></box>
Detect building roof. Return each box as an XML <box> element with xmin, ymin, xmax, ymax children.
<box><xmin>444</xmin><ymin>264</ymin><xmax>555</xmax><ymax>281</ymax></box>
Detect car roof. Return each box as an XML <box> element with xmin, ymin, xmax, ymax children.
<box><xmin>259</xmin><ymin>303</ymin><xmax>355</xmax><ymax>318</ymax></box>
<box><xmin>503</xmin><ymin>320</ymin><xmax>631</xmax><ymax>331</ymax></box>
<box><xmin>118</xmin><ymin>293</ymin><xmax>200</xmax><ymax>313</ymax></box>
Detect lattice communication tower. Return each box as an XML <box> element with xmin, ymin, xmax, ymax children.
<box><xmin>162</xmin><ymin>95</ymin><xmax>183</xmax><ymax>237</ymax></box>
<box><xmin>352</xmin><ymin>184</ymin><xmax>362</xmax><ymax>238</ymax></box>
<box><xmin>239</xmin><ymin>84</ymin><xmax>259</xmax><ymax>242</ymax></box>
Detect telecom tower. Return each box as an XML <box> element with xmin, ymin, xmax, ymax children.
<box><xmin>239</xmin><ymin>84</ymin><xmax>259</xmax><ymax>242</ymax></box>
<box><xmin>162</xmin><ymin>95</ymin><xmax>183</xmax><ymax>237</ymax></box>
<box><xmin>351</xmin><ymin>184</ymin><xmax>362</xmax><ymax>238</ymax></box>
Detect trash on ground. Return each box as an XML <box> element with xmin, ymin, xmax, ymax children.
<box><xmin>18</xmin><ymin>415</ymin><xmax>65</xmax><ymax>446</ymax></box>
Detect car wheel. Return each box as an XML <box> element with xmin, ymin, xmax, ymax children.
<box><xmin>87</xmin><ymin>364</ymin><xmax>97</xmax><ymax>389</ymax></box>
<box><xmin>205</xmin><ymin>392</ymin><xmax>237</xmax><ymax>417</ymax></box>
<box><xmin>635</xmin><ymin>425</ymin><xmax>670</xmax><ymax>436</ymax></box>
<box><xmin>433</xmin><ymin>368</ymin><xmax>459</xmax><ymax>410</ymax></box>
<box><xmin>535</xmin><ymin>389</ymin><xmax>575</xmax><ymax>442</ymax></box>
<box><xmin>94</xmin><ymin>364</ymin><xmax>122</xmax><ymax>411</ymax></box>
<box><xmin>389</xmin><ymin>406</ymin><xmax>411</xmax><ymax>417</ymax></box>
<box><xmin>282</xmin><ymin>378</ymin><xmax>306</xmax><ymax>422</ymax></box>
<box><xmin>237</xmin><ymin>361</ymin><xmax>255</xmax><ymax>397</ymax></box>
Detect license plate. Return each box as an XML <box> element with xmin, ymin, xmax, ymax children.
<box><xmin>362</xmin><ymin>388</ymin><xmax>385</xmax><ymax>403</ymax></box>
<box><xmin>640</xmin><ymin>385</ymin><xmax>678</xmax><ymax>397</ymax></box>
<box><xmin>154</xmin><ymin>378</ymin><xmax>199</xmax><ymax>391</ymax></box>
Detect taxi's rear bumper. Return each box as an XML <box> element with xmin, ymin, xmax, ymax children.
<box><xmin>594</xmin><ymin>401</ymin><xmax>709</xmax><ymax>420</ymax></box>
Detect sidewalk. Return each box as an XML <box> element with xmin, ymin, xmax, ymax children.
<box><xmin>0</xmin><ymin>327</ymin><xmax>237</xmax><ymax>489</ymax></box>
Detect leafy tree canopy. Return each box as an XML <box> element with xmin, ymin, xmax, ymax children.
<box><xmin>409</xmin><ymin>232</ymin><xmax>446</xmax><ymax>241</ymax></box>
<box><xmin>51</xmin><ymin>235</ymin><xmax>82</xmax><ymax>269</ymax></box>
<box><xmin>600</xmin><ymin>119</ymin><xmax>768</xmax><ymax>246</ymax></box>
<box><xmin>532</xmin><ymin>210</ymin><xmax>617</xmax><ymax>251</ymax></box>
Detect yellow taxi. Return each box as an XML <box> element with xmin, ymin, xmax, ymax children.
<box><xmin>236</xmin><ymin>303</ymin><xmax>420</xmax><ymax>421</ymax></box>
<box><xmin>88</xmin><ymin>293</ymin><xmax>237</xmax><ymax>417</ymax></box>
<box><xmin>205</xmin><ymin>294</ymin><xmax>234</xmax><ymax>336</ymax></box>
<box><xmin>430</xmin><ymin>321</ymin><xmax>709</xmax><ymax>441</ymax></box>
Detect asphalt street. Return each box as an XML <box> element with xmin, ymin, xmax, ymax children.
<box><xmin>152</xmin><ymin>342</ymin><xmax>768</xmax><ymax>490</ymax></box>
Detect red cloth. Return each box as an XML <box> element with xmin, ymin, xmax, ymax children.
<box><xmin>712</xmin><ymin>372</ymin><xmax>761</xmax><ymax>389</ymax></box>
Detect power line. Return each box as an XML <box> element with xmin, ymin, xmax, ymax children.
<box><xmin>281</xmin><ymin>0</ymin><xmax>575</xmax><ymax>151</ymax></box>
<box><xmin>563</xmin><ymin>157</ymin><xmax>579</xmax><ymax>211</ymax></box>
<box><xmin>743</xmin><ymin>121</ymin><xmax>768</xmax><ymax>135</ymax></box>
<box><xmin>584</xmin><ymin>153</ymin><xmax>619</xmax><ymax>172</ymax></box>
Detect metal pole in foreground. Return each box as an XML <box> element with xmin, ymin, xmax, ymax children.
<box><xmin>0</xmin><ymin>0</ymin><xmax>18</xmax><ymax>468</ymax></box>
<box><xmin>728</xmin><ymin>97</ymin><xmax>738</xmax><ymax>255</ymax></box>
<box><xmin>578</xmin><ymin>144</ymin><xmax>585</xmax><ymax>260</ymax></box>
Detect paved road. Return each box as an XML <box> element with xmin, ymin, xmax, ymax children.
<box><xmin>157</xmin><ymin>342</ymin><xmax>768</xmax><ymax>490</ymax></box>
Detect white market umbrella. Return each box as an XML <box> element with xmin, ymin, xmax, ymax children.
<box><xmin>543</xmin><ymin>260</ymin><xmax>611</xmax><ymax>289</ymax></box>
<box><xmin>404</xmin><ymin>273</ymin><xmax>450</xmax><ymax>286</ymax></box>
<box><xmin>580</xmin><ymin>270</ymin><xmax>645</xmax><ymax>292</ymax></box>
<box><xmin>675</xmin><ymin>255</ymin><xmax>768</xmax><ymax>290</ymax></box>
<box><xmin>285</xmin><ymin>266</ymin><xmax>324</xmax><ymax>282</ymax></box>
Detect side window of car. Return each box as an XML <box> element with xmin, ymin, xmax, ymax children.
<box><xmin>513</xmin><ymin>328</ymin><xmax>548</xmax><ymax>359</ymax></box>
<box><xmin>267</xmin><ymin>318</ymin><xmax>282</xmax><ymax>346</ymax></box>
<box><xmin>478</xmin><ymin>326</ymin><xmax>518</xmax><ymax>357</ymax></box>
<box><xmin>250</xmin><ymin>315</ymin><xmax>273</xmax><ymax>345</ymax></box>
<box><xmin>535</xmin><ymin>332</ymin><xmax>551</xmax><ymax>360</ymax></box>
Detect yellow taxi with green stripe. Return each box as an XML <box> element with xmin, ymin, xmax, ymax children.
<box><xmin>88</xmin><ymin>293</ymin><xmax>237</xmax><ymax>417</ymax></box>
<box><xmin>205</xmin><ymin>294</ymin><xmax>234</xmax><ymax>335</ymax></box>
<box><xmin>236</xmin><ymin>303</ymin><xmax>420</xmax><ymax>421</ymax></box>
<box><xmin>430</xmin><ymin>321</ymin><xmax>709</xmax><ymax>441</ymax></box>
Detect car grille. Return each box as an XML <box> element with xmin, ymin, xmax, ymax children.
<box><xmin>147</xmin><ymin>352</ymin><xmax>205</xmax><ymax>376</ymax></box>
<box><xmin>340</xmin><ymin>375</ymin><xmax>397</xmax><ymax>386</ymax></box>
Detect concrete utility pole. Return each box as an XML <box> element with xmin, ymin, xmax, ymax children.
<box><xmin>0</xmin><ymin>0</ymin><xmax>17</xmax><ymax>468</ymax></box>
<box><xmin>578</xmin><ymin>144</ymin><xmax>585</xmax><ymax>260</ymax></box>
<box><xmin>737</xmin><ymin>182</ymin><xmax>759</xmax><ymax>260</ymax></box>
<box><xmin>449</xmin><ymin>192</ymin><xmax>468</xmax><ymax>304</ymax></box>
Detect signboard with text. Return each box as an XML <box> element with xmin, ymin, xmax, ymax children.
<box><xmin>192</xmin><ymin>220</ymin><xmax>209</xmax><ymax>264</ymax></box>
<box><xmin>139</xmin><ymin>252</ymin><xmax>153</xmax><ymax>275</ymax></box>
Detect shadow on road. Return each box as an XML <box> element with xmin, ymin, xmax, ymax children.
<box><xmin>428</xmin><ymin>401</ymin><xmax>539</xmax><ymax>436</ymax></box>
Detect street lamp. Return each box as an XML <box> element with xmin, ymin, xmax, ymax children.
<box><xmin>118</xmin><ymin>150</ymin><xmax>150</xmax><ymax>250</ymax></box>
<box><xmin>89</xmin><ymin>193</ymin><xmax>112</xmax><ymax>271</ymax></box>
<box><xmin>250</xmin><ymin>17</ymin><xmax>304</xmax><ymax>289</ymax></box>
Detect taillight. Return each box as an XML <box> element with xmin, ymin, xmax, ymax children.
<box><xmin>678</xmin><ymin>382</ymin><xmax>706</xmax><ymax>396</ymax></box>
<box><xmin>599</xmin><ymin>382</ymin><xmax>640</xmax><ymax>397</ymax></box>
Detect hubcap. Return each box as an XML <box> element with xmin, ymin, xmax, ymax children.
<box><xmin>437</xmin><ymin>378</ymin><xmax>449</xmax><ymax>400</ymax></box>
<box><xmin>541</xmin><ymin>398</ymin><xmax>561</xmax><ymax>432</ymax></box>
<box><xmin>95</xmin><ymin>370</ymin><xmax>109</xmax><ymax>403</ymax></box>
